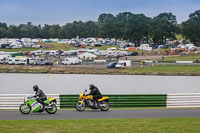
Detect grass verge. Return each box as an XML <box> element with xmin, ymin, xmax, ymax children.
<box><xmin>123</xmin><ymin>65</ymin><xmax>200</xmax><ymax>75</ymax></box>
<box><xmin>0</xmin><ymin>118</ymin><xmax>200</xmax><ymax>133</ymax></box>
<box><xmin>0</xmin><ymin>48</ymin><xmax>40</xmax><ymax>52</ymax></box>
<box><xmin>162</xmin><ymin>55</ymin><xmax>200</xmax><ymax>61</ymax></box>
<box><xmin>0</xmin><ymin>65</ymin><xmax>200</xmax><ymax>75</ymax></box>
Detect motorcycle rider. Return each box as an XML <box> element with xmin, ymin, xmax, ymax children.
<box><xmin>88</xmin><ymin>84</ymin><xmax>102</xmax><ymax>107</ymax></box>
<box><xmin>33</xmin><ymin>85</ymin><xmax>47</xmax><ymax>110</ymax></box>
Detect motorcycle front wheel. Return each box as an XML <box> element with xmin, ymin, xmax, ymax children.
<box><xmin>99</xmin><ymin>101</ymin><xmax>109</xmax><ymax>111</ymax></box>
<box><xmin>46</xmin><ymin>104</ymin><xmax>57</xmax><ymax>114</ymax></box>
<box><xmin>75</xmin><ymin>102</ymin><xmax>86</xmax><ymax>111</ymax></box>
<box><xmin>19</xmin><ymin>104</ymin><xmax>31</xmax><ymax>114</ymax></box>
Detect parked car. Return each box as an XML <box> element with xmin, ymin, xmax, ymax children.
<box><xmin>43</xmin><ymin>60</ymin><xmax>54</xmax><ymax>66</ymax></box>
<box><xmin>161</xmin><ymin>45</ymin><xmax>168</xmax><ymax>49</ymax></box>
<box><xmin>94</xmin><ymin>43</ymin><xmax>102</xmax><ymax>47</ymax></box>
<box><xmin>107</xmin><ymin>62</ymin><xmax>118</xmax><ymax>68</ymax></box>
<box><xmin>154</xmin><ymin>45</ymin><xmax>168</xmax><ymax>49</ymax></box>
<box><xmin>104</xmin><ymin>54</ymin><xmax>116</xmax><ymax>59</ymax></box>
<box><xmin>129</xmin><ymin>52</ymin><xmax>138</xmax><ymax>56</ymax></box>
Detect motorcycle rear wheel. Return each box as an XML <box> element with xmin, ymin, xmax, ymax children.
<box><xmin>46</xmin><ymin>104</ymin><xmax>57</xmax><ymax>114</ymax></box>
<box><xmin>19</xmin><ymin>104</ymin><xmax>31</xmax><ymax>114</ymax></box>
<box><xmin>99</xmin><ymin>101</ymin><xmax>109</xmax><ymax>111</ymax></box>
<box><xmin>75</xmin><ymin>102</ymin><xmax>86</xmax><ymax>111</ymax></box>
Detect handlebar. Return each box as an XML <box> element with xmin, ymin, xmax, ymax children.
<box><xmin>26</xmin><ymin>95</ymin><xmax>36</xmax><ymax>99</ymax></box>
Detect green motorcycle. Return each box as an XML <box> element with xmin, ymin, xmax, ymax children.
<box><xmin>19</xmin><ymin>96</ymin><xmax>57</xmax><ymax>114</ymax></box>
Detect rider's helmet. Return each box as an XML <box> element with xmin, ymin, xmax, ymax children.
<box><xmin>89</xmin><ymin>84</ymin><xmax>94</xmax><ymax>90</ymax></box>
<box><xmin>33</xmin><ymin>85</ymin><xmax>39</xmax><ymax>92</ymax></box>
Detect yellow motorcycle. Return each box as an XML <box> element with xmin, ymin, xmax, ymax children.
<box><xmin>75</xmin><ymin>90</ymin><xmax>109</xmax><ymax>111</ymax></box>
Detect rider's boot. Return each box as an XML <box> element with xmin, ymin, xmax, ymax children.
<box><xmin>42</xmin><ymin>103</ymin><xmax>46</xmax><ymax>111</ymax></box>
<box><xmin>94</xmin><ymin>101</ymin><xmax>99</xmax><ymax>108</ymax></box>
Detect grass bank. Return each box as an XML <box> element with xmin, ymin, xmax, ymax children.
<box><xmin>122</xmin><ymin>65</ymin><xmax>200</xmax><ymax>75</ymax></box>
<box><xmin>0</xmin><ymin>48</ymin><xmax>40</xmax><ymax>52</ymax></box>
<box><xmin>0</xmin><ymin>118</ymin><xmax>200</xmax><ymax>133</ymax></box>
<box><xmin>162</xmin><ymin>55</ymin><xmax>200</xmax><ymax>61</ymax></box>
<box><xmin>0</xmin><ymin>43</ymin><xmax>118</xmax><ymax>52</ymax></box>
<box><xmin>0</xmin><ymin>64</ymin><xmax>200</xmax><ymax>76</ymax></box>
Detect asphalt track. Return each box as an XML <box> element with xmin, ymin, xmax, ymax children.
<box><xmin>1</xmin><ymin>109</ymin><xmax>200</xmax><ymax>120</ymax></box>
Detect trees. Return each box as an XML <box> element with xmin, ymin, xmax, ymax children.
<box><xmin>83</xmin><ymin>21</ymin><xmax>98</xmax><ymax>38</ymax></box>
<box><xmin>48</xmin><ymin>24</ymin><xmax>61</xmax><ymax>38</ymax></box>
<box><xmin>62</xmin><ymin>21</ymin><xmax>98</xmax><ymax>38</ymax></box>
<box><xmin>98</xmin><ymin>13</ymin><xmax>115</xmax><ymax>23</ymax></box>
<box><xmin>182</xmin><ymin>10</ymin><xmax>200</xmax><ymax>45</ymax></box>
<box><xmin>98</xmin><ymin>13</ymin><xmax>118</xmax><ymax>38</ymax></box>
<box><xmin>151</xmin><ymin>13</ymin><xmax>178</xmax><ymax>44</ymax></box>
<box><xmin>7</xmin><ymin>25</ymin><xmax>20</xmax><ymax>38</ymax></box>
<box><xmin>0</xmin><ymin>27</ymin><xmax>7</xmax><ymax>38</ymax></box>
<box><xmin>98</xmin><ymin>12</ymin><xmax>152</xmax><ymax>45</ymax></box>
<box><xmin>121</xmin><ymin>13</ymin><xmax>152</xmax><ymax>44</ymax></box>
<box><xmin>1</xmin><ymin>11</ymin><xmax>199</xmax><ymax>45</ymax></box>
<box><xmin>0</xmin><ymin>22</ymin><xmax>8</xmax><ymax>38</ymax></box>
<box><xmin>40</xmin><ymin>24</ymin><xmax>50</xmax><ymax>39</ymax></box>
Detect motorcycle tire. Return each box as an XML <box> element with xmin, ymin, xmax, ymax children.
<box><xmin>19</xmin><ymin>104</ymin><xmax>31</xmax><ymax>114</ymax></box>
<box><xmin>75</xmin><ymin>102</ymin><xmax>86</xmax><ymax>111</ymax></box>
<box><xmin>99</xmin><ymin>101</ymin><xmax>109</xmax><ymax>111</ymax></box>
<box><xmin>46</xmin><ymin>104</ymin><xmax>57</xmax><ymax>114</ymax></box>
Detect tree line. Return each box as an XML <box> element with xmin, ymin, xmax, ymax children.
<box><xmin>0</xmin><ymin>10</ymin><xmax>200</xmax><ymax>45</ymax></box>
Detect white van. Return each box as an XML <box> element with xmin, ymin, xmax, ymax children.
<box><xmin>61</xmin><ymin>57</ymin><xmax>82</xmax><ymax>65</ymax></box>
<box><xmin>8</xmin><ymin>58</ymin><xmax>27</xmax><ymax>65</ymax></box>
<box><xmin>26</xmin><ymin>58</ymin><xmax>34</xmax><ymax>65</ymax></box>
<box><xmin>115</xmin><ymin>60</ymin><xmax>132</xmax><ymax>69</ymax></box>
<box><xmin>0</xmin><ymin>55</ymin><xmax>11</xmax><ymax>64</ymax></box>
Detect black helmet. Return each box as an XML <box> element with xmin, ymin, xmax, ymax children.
<box><xmin>89</xmin><ymin>84</ymin><xmax>94</xmax><ymax>90</ymax></box>
<box><xmin>33</xmin><ymin>85</ymin><xmax>39</xmax><ymax>91</ymax></box>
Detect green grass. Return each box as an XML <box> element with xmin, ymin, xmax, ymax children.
<box><xmin>124</xmin><ymin>65</ymin><xmax>200</xmax><ymax>75</ymax></box>
<box><xmin>0</xmin><ymin>43</ymin><xmax>122</xmax><ymax>52</ymax></box>
<box><xmin>0</xmin><ymin>118</ymin><xmax>200</xmax><ymax>133</ymax></box>
<box><xmin>162</xmin><ymin>55</ymin><xmax>200</xmax><ymax>61</ymax></box>
<box><xmin>0</xmin><ymin>43</ymin><xmax>74</xmax><ymax>52</ymax></box>
<box><xmin>91</xmin><ymin>45</ymin><xmax>118</xmax><ymax>50</ymax></box>
<box><xmin>176</xmin><ymin>34</ymin><xmax>184</xmax><ymax>41</ymax></box>
<box><xmin>0</xmin><ymin>48</ymin><xmax>40</xmax><ymax>52</ymax></box>
<box><xmin>39</xmin><ymin>42</ymin><xmax>74</xmax><ymax>51</ymax></box>
<box><xmin>175</xmin><ymin>34</ymin><xmax>190</xmax><ymax>42</ymax></box>
<box><xmin>0</xmin><ymin>65</ymin><xmax>200</xmax><ymax>75</ymax></box>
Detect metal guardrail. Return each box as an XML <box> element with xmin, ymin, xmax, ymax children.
<box><xmin>0</xmin><ymin>94</ymin><xmax>60</xmax><ymax>109</ymax></box>
<box><xmin>60</xmin><ymin>94</ymin><xmax>167</xmax><ymax>108</ymax></box>
<box><xmin>167</xmin><ymin>93</ymin><xmax>200</xmax><ymax>108</ymax></box>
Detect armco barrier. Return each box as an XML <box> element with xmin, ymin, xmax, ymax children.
<box><xmin>60</xmin><ymin>94</ymin><xmax>167</xmax><ymax>109</ymax></box>
<box><xmin>0</xmin><ymin>94</ymin><xmax>60</xmax><ymax>109</ymax></box>
<box><xmin>167</xmin><ymin>93</ymin><xmax>200</xmax><ymax>108</ymax></box>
